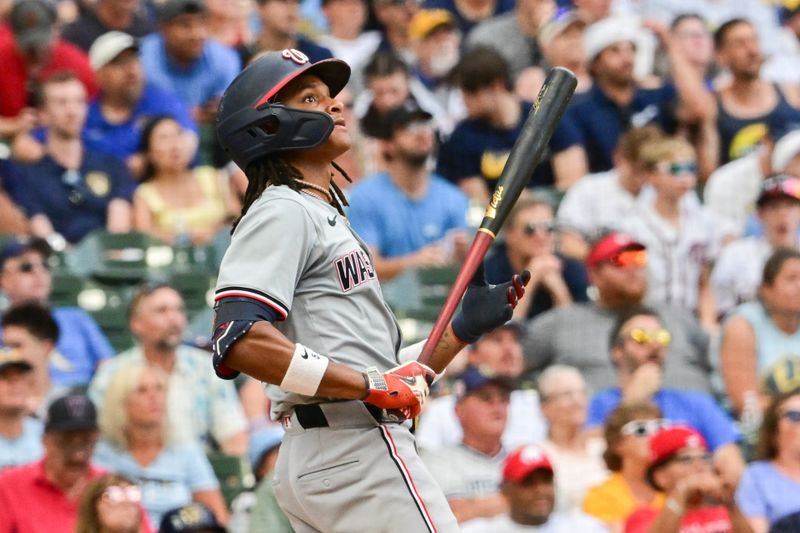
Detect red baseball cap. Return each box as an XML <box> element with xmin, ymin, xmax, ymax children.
<box><xmin>646</xmin><ymin>425</ymin><xmax>707</xmax><ymax>489</ymax></box>
<box><xmin>502</xmin><ymin>445</ymin><xmax>554</xmax><ymax>483</ymax></box>
<box><xmin>586</xmin><ymin>232</ymin><xmax>646</xmax><ymax>269</ymax></box>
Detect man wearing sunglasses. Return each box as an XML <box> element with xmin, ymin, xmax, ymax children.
<box><xmin>486</xmin><ymin>196</ymin><xmax>588</xmax><ymax>320</ymax></box>
<box><xmin>625</xmin><ymin>425</ymin><xmax>752</xmax><ymax>533</ymax></box>
<box><xmin>523</xmin><ymin>231</ymin><xmax>712</xmax><ymax>395</ymax></box>
<box><xmin>0</xmin><ymin>238</ymin><xmax>114</xmax><ymax>387</ymax></box>
<box><xmin>587</xmin><ymin>307</ymin><xmax>744</xmax><ymax>487</ymax></box>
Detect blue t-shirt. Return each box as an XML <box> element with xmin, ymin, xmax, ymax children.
<box><xmin>0</xmin><ymin>418</ymin><xmax>43</xmax><ymax>469</ymax></box>
<box><xmin>346</xmin><ymin>172</ymin><xmax>469</xmax><ymax>258</ymax></box>
<box><xmin>84</xmin><ymin>83</ymin><xmax>196</xmax><ymax>160</ymax></box>
<box><xmin>93</xmin><ymin>440</ymin><xmax>219</xmax><ymax>527</ymax></box>
<box><xmin>422</xmin><ymin>0</ymin><xmax>514</xmax><ymax>35</ymax></box>
<box><xmin>484</xmin><ymin>245</ymin><xmax>589</xmax><ymax>319</ymax></box>
<box><xmin>587</xmin><ymin>388</ymin><xmax>739</xmax><ymax>452</ymax></box>
<box><xmin>736</xmin><ymin>461</ymin><xmax>800</xmax><ymax>525</ymax></box>
<box><xmin>555</xmin><ymin>83</ymin><xmax>678</xmax><ymax>172</ymax></box>
<box><xmin>51</xmin><ymin>307</ymin><xmax>114</xmax><ymax>386</ymax></box>
<box><xmin>140</xmin><ymin>34</ymin><xmax>241</xmax><ymax>110</ymax></box>
<box><xmin>6</xmin><ymin>152</ymin><xmax>134</xmax><ymax>243</ymax></box>
<box><xmin>436</xmin><ymin>102</ymin><xmax>571</xmax><ymax>190</ymax></box>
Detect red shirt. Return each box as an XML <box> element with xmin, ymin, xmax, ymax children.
<box><xmin>0</xmin><ymin>37</ymin><xmax>97</xmax><ymax>117</ymax></box>
<box><xmin>625</xmin><ymin>505</ymin><xmax>733</xmax><ymax>533</ymax></box>
<box><xmin>0</xmin><ymin>460</ymin><xmax>153</xmax><ymax>533</ymax></box>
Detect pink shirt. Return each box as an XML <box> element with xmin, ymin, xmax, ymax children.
<box><xmin>0</xmin><ymin>460</ymin><xmax>152</xmax><ymax>533</ymax></box>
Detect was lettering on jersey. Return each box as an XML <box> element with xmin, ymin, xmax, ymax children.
<box><xmin>335</xmin><ymin>249</ymin><xmax>376</xmax><ymax>292</ymax></box>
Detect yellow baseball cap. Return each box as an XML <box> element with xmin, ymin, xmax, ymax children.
<box><xmin>409</xmin><ymin>9</ymin><xmax>456</xmax><ymax>40</ymax></box>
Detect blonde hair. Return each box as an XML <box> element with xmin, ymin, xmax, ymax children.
<box><xmin>639</xmin><ymin>136</ymin><xmax>695</xmax><ymax>169</ymax></box>
<box><xmin>99</xmin><ymin>359</ymin><xmax>172</xmax><ymax>450</ymax></box>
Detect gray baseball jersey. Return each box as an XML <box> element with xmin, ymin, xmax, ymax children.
<box><xmin>215</xmin><ymin>185</ymin><xmax>402</xmax><ymax>419</ymax></box>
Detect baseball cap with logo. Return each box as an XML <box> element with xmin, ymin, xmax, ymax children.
<box><xmin>409</xmin><ymin>9</ymin><xmax>456</xmax><ymax>40</ymax></box>
<box><xmin>0</xmin><ymin>349</ymin><xmax>33</xmax><ymax>375</ymax></box>
<box><xmin>45</xmin><ymin>394</ymin><xmax>98</xmax><ymax>432</ymax></box>
<box><xmin>586</xmin><ymin>232</ymin><xmax>646</xmax><ymax>269</ymax></box>
<box><xmin>756</xmin><ymin>174</ymin><xmax>800</xmax><ymax>208</ymax></box>
<box><xmin>646</xmin><ymin>425</ymin><xmax>707</xmax><ymax>489</ymax></box>
<box><xmin>157</xmin><ymin>0</ymin><xmax>208</xmax><ymax>23</ymax></box>
<box><xmin>89</xmin><ymin>31</ymin><xmax>139</xmax><ymax>71</ymax></box>
<box><xmin>502</xmin><ymin>444</ymin><xmax>554</xmax><ymax>483</ymax></box>
<box><xmin>160</xmin><ymin>503</ymin><xmax>226</xmax><ymax>533</ymax></box>
<box><xmin>452</xmin><ymin>365</ymin><xmax>515</xmax><ymax>401</ymax></box>
<box><xmin>9</xmin><ymin>0</ymin><xmax>56</xmax><ymax>49</ymax></box>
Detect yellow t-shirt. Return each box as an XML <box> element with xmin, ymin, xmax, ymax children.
<box><xmin>582</xmin><ymin>472</ymin><xmax>665</xmax><ymax>525</ymax></box>
<box><xmin>136</xmin><ymin>166</ymin><xmax>227</xmax><ymax>236</ymax></box>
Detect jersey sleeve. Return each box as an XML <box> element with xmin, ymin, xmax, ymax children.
<box><xmin>215</xmin><ymin>195</ymin><xmax>316</xmax><ymax>319</ymax></box>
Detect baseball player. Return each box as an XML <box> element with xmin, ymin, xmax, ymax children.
<box><xmin>211</xmin><ymin>49</ymin><xmax>531</xmax><ymax>533</ymax></box>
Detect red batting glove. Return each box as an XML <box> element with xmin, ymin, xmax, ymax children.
<box><xmin>362</xmin><ymin>361</ymin><xmax>436</xmax><ymax>419</ymax></box>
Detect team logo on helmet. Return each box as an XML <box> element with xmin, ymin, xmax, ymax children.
<box><xmin>282</xmin><ymin>49</ymin><xmax>309</xmax><ymax>65</ymax></box>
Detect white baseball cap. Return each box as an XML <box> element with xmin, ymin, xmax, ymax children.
<box><xmin>583</xmin><ymin>16</ymin><xmax>640</xmax><ymax>62</ymax></box>
<box><xmin>772</xmin><ymin>129</ymin><xmax>800</xmax><ymax>172</ymax></box>
<box><xmin>89</xmin><ymin>31</ymin><xmax>138</xmax><ymax>71</ymax></box>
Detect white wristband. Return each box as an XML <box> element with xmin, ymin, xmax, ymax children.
<box><xmin>280</xmin><ymin>343</ymin><xmax>329</xmax><ymax>396</ymax></box>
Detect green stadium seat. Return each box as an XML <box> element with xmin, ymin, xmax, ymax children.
<box><xmin>207</xmin><ymin>452</ymin><xmax>255</xmax><ymax>507</ymax></box>
<box><xmin>77</xmin><ymin>284</ymin><xmax>134</xmax><ymax>352</ymax></box>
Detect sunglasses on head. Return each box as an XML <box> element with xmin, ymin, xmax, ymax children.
<box><xmin>621</xmin><ymin>418</ymin><xmax>670</xmax><ymax>437</ymax></box>
<box><xmin>102</xmin><ymin>485</ymin><xmax>142</xmax><ymax>504</ymax></box>
<box><xmin>780</xmin><ymin>409</ymin><xmax>800</xmax><ymax>423</ymax></box>
<box><xmin>522</xmin><ymin>222</ymin><xmax>556</xmax><ymax>237</ymax></box>
<box><xmin>656</xmin><ymin>161</ymin><xmax>697</xmax><ymax>176</ymax></box>
<box><xmin>606</xmin><ymin>249</ymin><xmax>647</xmax><ymax>268</ymax></box>
<box><xmin>761</xmin><ymin>175</ymin><xmax>800</xmax><ymax>201</ymax></box>
<box><xmin>622</xmin><ymin>328</ymin><xmax>671</xmax><ymax>347</ymax></box>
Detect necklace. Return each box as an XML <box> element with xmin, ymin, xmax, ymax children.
<box><xmin>294</xmin><ymin>179</ymin><xmax>332</xmax><ymax>203</ymax></box>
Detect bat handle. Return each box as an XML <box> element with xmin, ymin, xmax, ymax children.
<box><xmin>417</xmin><ymin>231</ymin><xmax>495</xmax><ymax>369</ymax></box>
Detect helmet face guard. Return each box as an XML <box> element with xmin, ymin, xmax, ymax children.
<box><xmin>216</xmin><ymin>49</ymin><xmax>351</xmax><ymax>171</ymax></box>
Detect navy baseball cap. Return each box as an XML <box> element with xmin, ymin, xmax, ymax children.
<box><xmin>385</xmin><ymin>104</ymin><xmax>433</xmax><ymax>136</ymax></box>
<box><xmin>0</xmin><ymin>237</ymin><xmax>51</xmax><ymax>270</ymax></box>
<box><xmin>45</xmin><ymin>394</ymin><xmax>98</xmax><ymax>432</ymax></box>
<box><xmin>160</xmin><ymin>503</ymin><xmax>226</xmax><ymax>533</ymax></box>
<box><xmin>453</xmin><ymin>365</ymin><xmax>515</xmax><ymax>401</ymax></box>
<box><xmin>157</xmin><ymin>0</ymin><xmax>207</xmax><ymax>23</ymax></box>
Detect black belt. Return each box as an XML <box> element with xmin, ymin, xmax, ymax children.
<box><xmin>293</xmin><ymin>403</ymin><xmax>384</xmax><ymax>429</ymax></box>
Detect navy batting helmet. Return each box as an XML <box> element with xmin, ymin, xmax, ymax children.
<box><xmin>216</xmin><ymin>49</ymin><xmax>351</xmax><ymax>170</ymax></box>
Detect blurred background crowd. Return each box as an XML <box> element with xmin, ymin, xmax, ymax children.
<box><xmin>1</xmin><ymin>0</ymin><xmax>800</xmax><ymax>531</ymax></box>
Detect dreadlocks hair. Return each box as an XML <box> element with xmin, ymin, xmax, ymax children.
<box><xmin>230</xmin><ymin>157</ymin><xmax>353</xmax><ymax>233</ymax></box>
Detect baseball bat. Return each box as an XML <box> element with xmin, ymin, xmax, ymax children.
<box><xmin>418</xmin><ymin>67</ymin><xmax>577</xmax><ymax>369</ymax></box>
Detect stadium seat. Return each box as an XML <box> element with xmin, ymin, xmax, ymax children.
<box><xmin>207</xmin><ymin>452</ymin><xmax>255</xmax><ymax>507</ymax></box>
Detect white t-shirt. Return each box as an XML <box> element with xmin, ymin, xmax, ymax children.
<box><xmin>416</xmin><ymin>389</ymin><xmax>547</xmax><ymax>453</ymax></box>
<box><xmin>461</xmin><ymin>511</ymin><xmax>609</xmax><ymax>533</ymax></box>
<box><xmin>703</xmin><ymin>152</ymin><xmax>763</xmax><ymax>237</ymax></box>
<box><xmin>711</xmin><ymin>237</ymin><xmax>774</xmax><ymax>317</ymax></box>
<box><xmin>623</xmin><ymin>200</ymin><xmax>721</xmax><ymax>313</ymax></box>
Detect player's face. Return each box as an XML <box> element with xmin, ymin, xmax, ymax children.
<box><xmin>503</xmin><ymin>469</ymin><xmax>555</xmax><ymax>526</ymax></box>
<box><xmin>42</xmin><ymin>80</ymin><xmax>88</xmax><ymax>140</ymax></box>
<box><xmin>129</xmin><ymin>287</ymin><xmax>187</xmax><ymax>351</ymax></box>
<box><xmin>126</xmin><ymin>367</ymin><xmax>167</xmax><ymax>427</ymax></box>
<box><xmin>278</xmin><ymin>74</ymin><xmax>352</xmax><ymax>158</ymax></box>
<box><xmin>718</xmin><ymin>22</ymin><xmax>762</xmax><ymax>80</ymax></box>
<box><xmin>506</xmin><ymin>204</ymin><xmax>555</xmax><ymax>258</ymax></box>
<box><xmin>613</xmin><ymin>315</ymin><xmax>668</xmax><ymax>372</ymax></box>
<box><xmin>759</xmin><ymin>198</ymin><xmax>800</xmax><ymax>246</ymax></box>
<box><xmin>0</xmin><ymin>251</ymin><xmax>52</xmax><ymax>305</ymax></box>
<box><xmin>470</xmin><ymin>328</ymin><xmax>524</xmax><ymax>379</ymax></box>
<box><xmin>762</xmin><ymin>257</ymin><xmax>800</xmax><ymax>314</ymax></box>
<box><xmin>540</xmin><ymin>371</ymin><xmax>587</xmax><ymax>428</ymax></box>
<box><xmin>0</xmin><ymin>368</ymin><xmax>32</xmax><ymax>415</ymax></box>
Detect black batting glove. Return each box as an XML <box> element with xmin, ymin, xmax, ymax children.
<box><xmin>451</xmin><ymin>262</ymin><xmax>531</xmax><ymax>343</ymax></box>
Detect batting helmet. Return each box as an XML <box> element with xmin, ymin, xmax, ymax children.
<box><xmin>216</xmin><ymin>49</ymin><xmax>351</xmax><ymax>170</ymax></box>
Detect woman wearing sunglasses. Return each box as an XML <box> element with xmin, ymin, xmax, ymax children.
<box><xmin>583</xmin><ymin>402</ymin><xmax>666</xmax><ymax>533</ymax></box>
<box><xmin>721</xmin><ymin>248</ymin><xmax>800</xmax><ymax>415</ymax></box>
<box><xmin>75</xmin><ymin>473</ymin><xmax>152</xmax><ymax>533</ymax></box>
<box><xmin>735</xmin><ymin>389</ymin><xmax>800</xmax><ymax>533</ymax></box>
<box><xmin>621</xmin><ymin>136</ymin><xmax>722</xmax><ymax>332</ymax></box>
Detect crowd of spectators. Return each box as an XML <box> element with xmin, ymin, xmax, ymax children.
<box><xmin>2</xmin><ymin>0</ymin><xmax>800</xmax><ymax>531</ymax></box>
